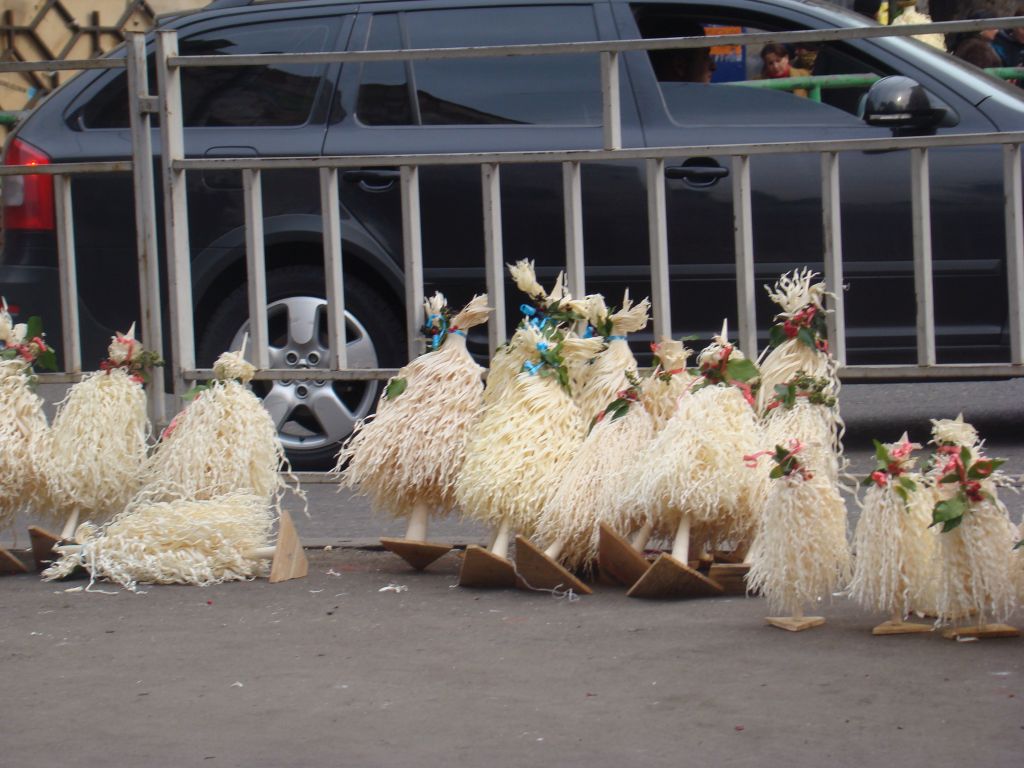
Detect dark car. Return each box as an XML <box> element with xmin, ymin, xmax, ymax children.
<box><xmin>3</xmin><ymin>0</ymin><xmax>1024</xmax><ymax>467</ymax></box>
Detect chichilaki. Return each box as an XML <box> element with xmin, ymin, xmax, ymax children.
<box><xmin>335</xmin><ymin>292</ymin><xmax>490</xmax><ymax>520</ymax></box>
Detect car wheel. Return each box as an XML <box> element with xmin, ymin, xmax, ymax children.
<box><xmin>198</xmin><ymin>266</ymin><xmax>405</xmax><ymax>470</ymax></box>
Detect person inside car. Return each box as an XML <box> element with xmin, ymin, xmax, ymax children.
<box><xmin>649</xmin><ymin>21</ymin><xmax>716</xmax><ymax>83</ymax></box>
<box><xmin>758</xmin><ymin>43</ymin><xmax>809</xmax><ymax>97</ymax></box>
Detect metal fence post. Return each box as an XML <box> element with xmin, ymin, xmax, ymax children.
<box><xmin>646</xmin><ymin>158</ymin><xmax>671</xmax><ymax>342</ymax></box>
<box><xmin>156</xmin><ymin>29</ymin><xmax>196</xmax><ymax>398</ymax></box>
<box><xmin>563</xmin><ymin>160</ymin><xmax>585</xmax><ymax>298</ymax></box>
<box><xmin>1003</xmin><ymin>143</ymin><xmax>1024</xmax><ymax>365</ymax></box>
<box><xmin>481</xmin><ymin>163</ymin><xmax>506</xmax><ymax>356</ymax></box>
<box><xmin>126</xmin><ymin>32</ymin><xmax>166</xmax><ymax>426</ymax></box>
<box><xmin>243</xmin><ymin>168</ymin><xmax>270</xmax><ymax>369</ymax></box>
<box><xmin>53</xmin><ymin>174</ymin><xmax>81</xmax><ymax>374</ymax></box>
<box><xmin>910</xmin><ymin>147</ymin><xmax>936</xmax><ymax>366</ymax></box>
<box><xmin>732</xmin><ymin>154</ymin><xmax>756</xmax><ymax>357</ymax></box>
<box><xmin>821</xmin><ymin>151</ymin><xmax>846</xmax><ymax>365</ymax></box>
<box><xmin>320</xmin><ymin>167</ymin><xmax>348</xmax><ymax>369</ymax></box>
<box><xmin>401</xmin><ymin>165</ymin><xmax>425</xmax><ymax>363</ymax></box>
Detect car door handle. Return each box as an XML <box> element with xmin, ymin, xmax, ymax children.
<box><xmin>665</xmin><ymin>164</ymin><xmax>729</xmax><ymax>182</ymax></box>
<box><xmin>341</xmin><ymin>169</ymin><xmax>401</xmax><ymax>189</ymax></box>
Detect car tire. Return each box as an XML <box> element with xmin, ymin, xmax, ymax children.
<box><xmin>197</xmin><ymin>265</ymin><xmax>405</xmax><ymax>470</ymax></box>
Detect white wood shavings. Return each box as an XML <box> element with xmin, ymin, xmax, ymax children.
<box><xmin>455</xmin><ymin>335</ymin><xmax>602</xmax><ymax>535</ymax></box>
<box><xmin>42</xmin><ymin>492</ymin><xmax>274</xmax><ymax>590</ymax></box>
<box><xmin>932</xmin><ymin>490</ymin><xmax>1018</xmax><ymax>626</ymax></box>
<box><xmin>536</xmin><ymin>400</ymin><xmax>656</xmax><ymax>573</ymax></box>
<box><xmin>137</xmin><ymin>351</ymin><xmax>301</xmax><ymax>511</ymax></box>
<box><xmin>849</xmin><ymin>476</ymin><xmax>936</xmax><ymax>619</ymax></box>
<box><xmin>574</xmin><ymin>292</ymin><xmax>650</xmax><ymax>427</ymax></box>
<box><xmin>0</xmin><ymin>360</ymin><xmax>50</xmax><ymax>530</ymax></box>
<box><xmin>335</xmin><ymin>294</ymin><xmax>489</xmax><ymax>520</ymax></box>
<box><xmin>756</xmin><ymin>270</ymin><xmax>838</xmax><ymax>414</ymax></box>
<box><xmin>39</xmin><ymin>367</ymin><xmax>149</xmax><ymax>525</ymax></box>
<box><xmin>632</xmin><ymin>382</ymin><xmax>763</xmax><ymax>547</ymax></box>
<box><xmin>746</xmin><ymin>471</ymin><xmax>851</xmax><ymax>616</ymax></box>
<box><xmin>763</xmin><ymin>400</ymin><xmax>840</xmax><ymax>484</ymax></box>
<box><xmin>640</xmin><ymin>338</ymin><xmax>694</xmax><ymax>430</ymax></box>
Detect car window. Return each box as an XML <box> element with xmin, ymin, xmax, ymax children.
<box><xmin>356</xmin><ymin>5</ymin><xmax>603</xmax><ymax>126</ymax></box>
<box><xmin>79</xmin><ymin>19</ymin><xmax>336</xmax><ymax>129</ymax></box>
<box><xmin>630</xmin><ymin>4</ymin><xmax>894</xmax><ymax>122</ymax></box>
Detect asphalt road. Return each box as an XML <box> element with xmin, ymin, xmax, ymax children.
<box><xmin>1</xmin><ymin>378</ymin><xmax>1023</xmax><ymax>767</ymax></box>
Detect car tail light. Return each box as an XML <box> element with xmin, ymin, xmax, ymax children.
<box><xmin>3</xmin><ymin>138</ymin><xmax>55</xmax><ymax>231</ymax></box>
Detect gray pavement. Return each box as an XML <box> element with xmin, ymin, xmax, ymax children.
<box><xmin>2</xmin><ymin>378</ymin><xmax>1024</xmax><ymax>766</ymax></box>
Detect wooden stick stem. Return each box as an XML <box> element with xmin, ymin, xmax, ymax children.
<box><xmin>60</xmin><ymin>508</ymin><xmax>80</xmax><ymax>541</ymax></box>
<box><xmin>404</xmin><ymin>502</ymin><xmax>429</xmax><ymax>542</ymax></box>
<box><xmin>670</xmin><ymin>517</ymin><xmax>690</xmax><ymax>562</ymax></box>
<box><xmin>543</xmin><ymin>535</ymin><xmax>566</xmax><ymax>561</ymax></box>
<box><xmin>490</xmin><ymin>517</ymin><xmax>512</xmax><ymax>560</ymax></box>
<box><xmin>631</xmin><ymin>521</ymin><xmax>653</xmax><ymax>551</ymax></box>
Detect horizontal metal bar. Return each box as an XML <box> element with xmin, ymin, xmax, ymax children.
<box><xmin>0</xmin><ymin>58</ymin><xmax>125</xmax><ymax>73</ymax></box>
<box><xmin>727</xmin><ymin>73</ymin><xmax>880</xmax><ymax>91</ymax></box>
<box><xmin>177</xmin><ymin>363</ymin><xmax>1024</xmax><ymax>384</ymax></box>
<box><xmin>0</xmin><ymin>161</ymin><xmax>133</xmax><ymax>176</ymax></box>
<box><xmin>174</xmin><ymin>130</ymin><xmax>1024</xmax><ymax>173</ymax></box>
<box><xmin>838</xmin><ymin>364</ymin><xmax>1024</xmax><ymax>381</ymax></box>
<box><xmin>164</xmin><ymin>17</ymin><xmax>1024</xmax><ymax>68</ymax></box>
<box><xmin>184</xmin><ymin>368</ymin><xmax>401</xmax><ymax>381</ymax></box>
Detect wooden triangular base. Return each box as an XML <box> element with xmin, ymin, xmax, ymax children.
<box><xmin>28</xmin><ymin>525</ymin><xmax>62</xmax><ymax>571</ymax></box>
<box><xmin>941</xmin><ymin>624</ymin><xmax>1020</xmax><ymax>640</ymax></box>
<box><xmin>626</xmin><ymin>553</ymin><xmax>724</xmax><ymax>599</ymax></box>
<box><xmin>0</xmin><ymin>546</ymin><xmax>28</xmax><ymax>574</ymax></box>
<box><xmin>380</xmin><ymin>537</ymin><xmax>452</xmax><ymax>571</ymax></box>
<box><xmin>766</xmin><ymin>616</ymin><xmax>826</xmax><ymax>632</ymax></box>
<box><xmin>458</xmin><ymin>545</ymin><xmax>517</xmax><ymax>589</ymax></box>
<box><xmin>514</xmin><ymin>536</ymin><xmax>592</xmax><ymax>596</ymax></box>
<box><xmin>269</xmin><ymin>510</ymin><xmax>308</xmax><ymax>583</ymax></box>
<box><xmin>872</xmin><ymin>619</ymin><xmax>933</xmax><ymax>636</ymax></box>
<box><xmin>708</xmin><ymin>563</ymin><xmax>749</xmax><ymax>596</ymax></box>
<box><xmin>597</xmin><ymin>523</ymin><xmax>651</xmax><ymax>588</ymax></box>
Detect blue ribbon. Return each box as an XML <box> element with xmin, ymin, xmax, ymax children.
<box><xmin>607</xmin><ymin>335</ymin><xmax>627</xmax><ymax>341</ymax></box>
<box><xmin>523</xmin><ymin>361</ymin><xmax>544</xmax><ymax>376</ymax></box>
<box><xmin>582</xmin><ymin>325</ymin><xmax>595</xmax><ymax>339</ymax></box>
<box><xmin>427</xmin><ymin>313</ymin><xmax>449</xmax><ymax>350</ymax></box>
<box><xmin>520</xmin><ymin>304</ymin><xmax>537</xmax><ymax>317</ymax></box>
<box><xmin>536</xmin><ymin>341</ymin><xmax>549</xmax><ymax>351</ymax></box>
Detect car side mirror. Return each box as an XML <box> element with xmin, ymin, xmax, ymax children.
<box><xmin>861</xmin><ymin>75</ymin><xmax>958</xmax><ymax>135</ymax></box>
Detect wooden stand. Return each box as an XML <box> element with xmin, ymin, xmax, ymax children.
<box><xmin>514</xmin><ymin>535</ymin><xmax>591</xmax><ymax>595</ymax></box>
<box><xmin>0</xmin><ymin>546</ymin><xmax>28</xmax><ymax>574</ymax></box>
<box><xmin>626</xmin><ymin>554</ymin><xmax>724</xmax><ymax>599</ymax></box>
<box><xmin>872</xmin><ymin>611</ymin><xmax>932</xmax><ymax>635</ymax></box>
<box><xmin>765</xmin><ymin>615</ymin><xmax>826</xmax><ymax>632</ymax></box>
<box><xmin>28</xmin><ymin>525</ymin><xmax>62</xmax><ymax>571</ymax></box>
<box><xmin>941</xmin><ymin>624</ymin><xmax>1020</xmax><ymax>640</ymax></box>
<box><xmin>597</xmin><ymin>522</ymin><xmax>651</xmax><ymax>588</ymax></box>
<box><xmin>267</xmin><ymin>510</ymin><xmax>308</xmax><ymax>583</ymax></box>
<box><xmin>380</xmin><ymin>538</ymin><xmax>452</xmax><ymax>571</ymax></box>
<box><xmin>380</xmin><ymin>503</ymin><xmax>452</xmax><ymax>571</ymax></box>
<box><xmin>458</xmin><ymin>545</ymin><xmax>517</xmax><ymax>588</ymax></box>
<box><xmin>708</xmin><ymin>563</ymin><xmax>750</xmax><ymax>596</ymax></box>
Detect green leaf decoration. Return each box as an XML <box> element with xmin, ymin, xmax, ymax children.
<box><xmin>725</xmin><ymin>357</ymin><xmax>759</xmax><ymax>383</ymax></box>
<box><xmin>769</xmin><ymin>464</ymin><xmax>785</xmax><ymax>479</ymax></box>
<box><xmin>35</xmin><ymin>348</ymin><xmax>57</xmax><ymax>372</ymax></box>
<box><xmin>1014</xmin><ymin>539</ymin><xmax>1023</xmax><ymax>551</ymax></box>
<box><xmin>941</xmin><ymin>516</ymin><xmax>964</xmax><ymax>533</ymax></box>
<box><xmin>183</xmin><ymin>383</ymin><xmax>213</xmax><ymax>401</ymax></box>
<box><xmin>872</xmin><ymin>439</ymin><xmax>888</xmax><ymax>463</ymax></box>
<box><xmin>898</xmin><ymin>476</ymin><xmax>917</xmax><ymax>492</ymax></box>
<box><xmin>931</xmin><ymin>495</ymin><xmax>967</xmax><ymax>530</ymax></box>
<box><xmin>384</xmin><ymin>377</ymin><xmax>407</xmax><ymax>401</ymax></box>
<box><xmin>796</xmin><ymin>326</ymin><xmax>816</xmax><ymax>350</ymax></box>
<box><xmin>25</xmin><ymin>315</ymin><xmax>43</xmax><ymax>342</ymax></box>
<box><xmin>894</xmin><ymin>484</ymin><xmax>909</xmax><ymax>503</ymax></box>
<box><xmin>768</xmin><ymin>324</ymin><xmax>788</xmax><ymax>349</ymax></box>
<box><xmin>967</xmin><ymin>458</ymin><xmax>1005</xmax><ymax>479</ymax></box>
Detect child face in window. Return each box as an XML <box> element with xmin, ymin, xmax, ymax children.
<box><xmin>762</xmin><ymin>51</ymin><xmax>791</xmax><ymax>79</ymax></box>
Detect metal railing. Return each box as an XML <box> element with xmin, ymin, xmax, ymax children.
<box><xmin>3</xmin><ymin>14</ymin><xmax>1024</xmax><ymax>431</ymax></box>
